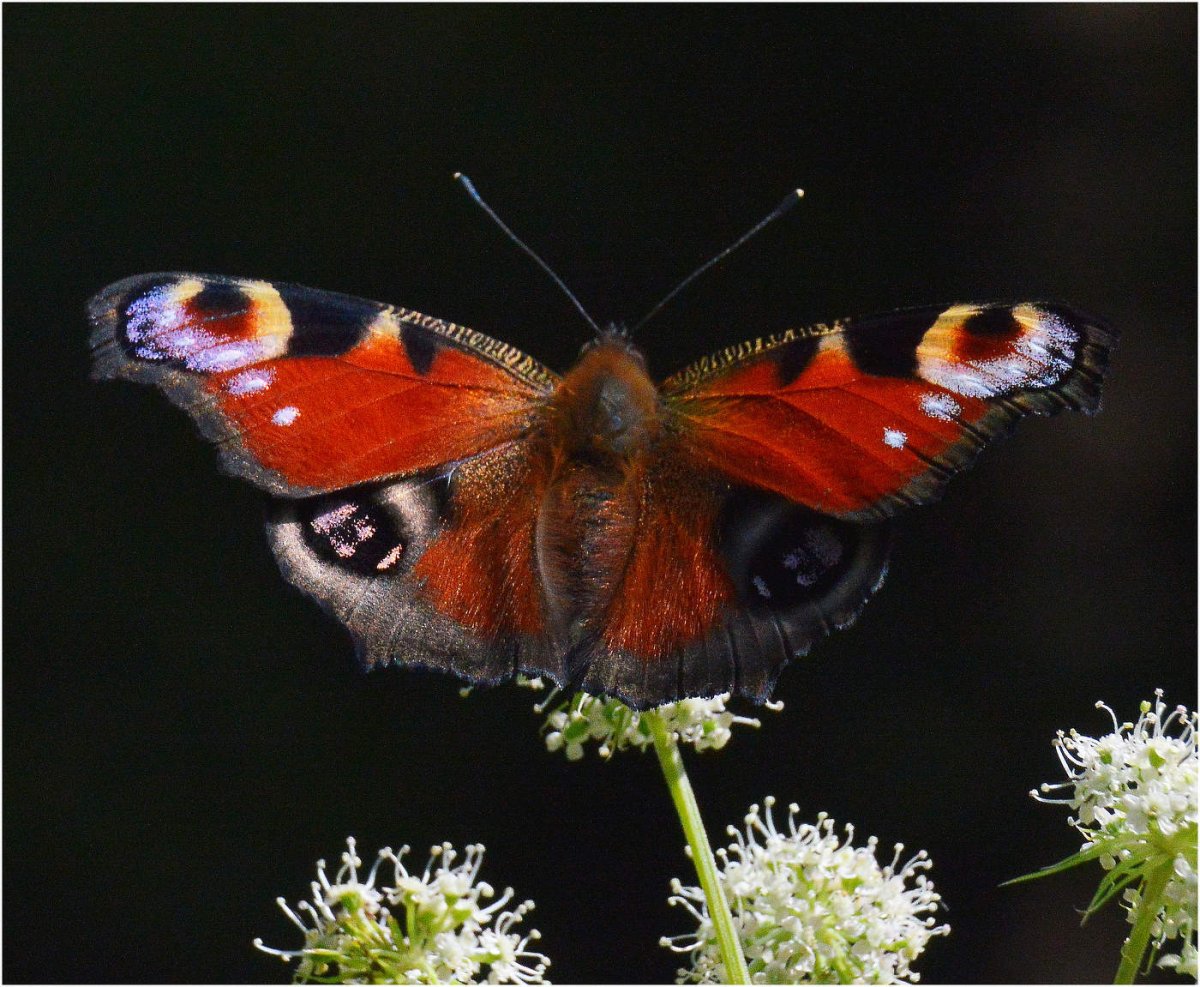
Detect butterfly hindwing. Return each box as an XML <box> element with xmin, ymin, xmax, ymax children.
<box><xmin>89</xmin><ymin>273</ymin><xmax>558</xmax><ymax>496</ymax></box>
<box><xmin>575</xmin><ymin>467</ymin><xmax>892</xmax><ymax>709</ymax></box>
<box><xmin>663</xmin><ymin>302</ymin><xmax>1116</xmax><ymax>520</ymax></box>
<box><xmin>267</xmin><ymin>447</ymin><xmax>572</xmax><ymax>689</ymax></box>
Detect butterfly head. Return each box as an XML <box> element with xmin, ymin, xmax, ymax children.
<box><xmin>579</xmin><ymin>321</ymin><xmax>634</xmax><ymax>356</ymax></box>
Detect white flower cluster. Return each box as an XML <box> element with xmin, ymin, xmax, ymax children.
<box><xmin>255</xmin><ymin>837</ymin><xmax>550</xmax><ymax>984</ymax></box>
<box><xmin>663</xmin><ymin>798</ymin><xmax>949</xmax><ymax>984</ymax></box>
<box><xmin>1034</xmin><ymin>690</ymin><xmax>1198</xmax><ymax>977</ymax></box>
<box><xmin>532</xmin><ymin>683</ymin><xmax>782</xmax><ymax>760</ymax></box>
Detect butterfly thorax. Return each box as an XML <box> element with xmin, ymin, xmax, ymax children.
<box><xmin>551</xmin><ymin>339</ymin><xmax>662</xmax><ymax>462</ymax></box>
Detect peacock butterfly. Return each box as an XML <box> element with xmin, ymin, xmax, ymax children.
<box><xmin>88</xmin><ymin>187</ymin><xmax>1115</xmax><ymax>709</ymax></box>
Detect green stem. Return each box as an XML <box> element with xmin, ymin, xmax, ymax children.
<box><xmin>646</xmin><ymin>710</ymin><xmax>751</xmax><ymax>985</ymax></box>
<box><xmin>1114</xmin><ymin>862</ymin><xmax>1172</xmax><ymax>984</ymax></box>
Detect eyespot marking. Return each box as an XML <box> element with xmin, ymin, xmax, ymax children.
<box><xmin>296</xmin><ymin>493</ymin><xmax>411</xmax><ymax>578</ymax></box>
<box><xmin>122</xmin><ymin>279</ymin><xmax>206</xmax><ymax>358</ymax></box>
<box><xmin>918</xmin><ymin>304</ymin><xmax>1079</xmax><ymax>398</ymax></box>
<box><xmin>312</xmin><ymin>503</ymin><xmax>376</xmax><ymax>558</ymax></box>
<box><xmin>781</xmin><ymin>526</ymin><xmax>844</xmax><ymax>587</ymax></box>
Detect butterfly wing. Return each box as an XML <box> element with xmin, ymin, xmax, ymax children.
<box><xmin>89</xmin><ymin>273</ymin><xmax>557</xmax><ymax>496</ymax></box>
<box><xmin>266</xmin><ymin>442</ymin><xmax>568</xmax><ymax>689</ymax></box>
<box><xmin>662</xmin><ymin>302</ymin><xmax>1116</xmax><ymax>520</ymax></box>
<box><xmin>573</xmin><ymin>457</ymin><xmax>891</xmax><ymax>709</ymax></box>
<box><xmin>91</xmin><ymin>273</ymin><xmax>567</xmax><ymax>687</ymax></box>
<box><xmin>577</xmin><ymin>302</ymin><xmax>1115</xmax><ymax>708</ymax></box>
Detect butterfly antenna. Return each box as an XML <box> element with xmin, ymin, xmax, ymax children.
<box><xmin>455</xmin><ymin>173</ymin><xmax>602</xmax><ymax>336</ymax></box>
<box><xmin>632</xmin><ymin>188</ymin><xmax>804</xmax><ymax>334</ymax></box>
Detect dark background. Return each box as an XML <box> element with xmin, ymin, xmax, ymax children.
<box><xmin>5</xmin><ymin>5</ymin><xmax>1195</xmax><ymax>984</ymax></box>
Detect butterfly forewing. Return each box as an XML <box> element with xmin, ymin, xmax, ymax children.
<box><xmin>663</xmin><ymin>302</ymin><xmax>1115</xmax><ymax>520</ymax></box>
<box><xmin>89</xmin><ymin>273</ymin><xmax>557</xmax><ymax>496</ymax></box>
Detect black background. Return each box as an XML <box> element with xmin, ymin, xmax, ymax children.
<box><xmin>5</xmin><ymin>5</ymin><xmax>1196</xmax><ymax>984</ymax></box>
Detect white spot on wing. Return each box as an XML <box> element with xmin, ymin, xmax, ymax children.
<box><xmin>367</xmin><ymin>309</ymin><xmax>403</xmax><ymax>339</ymax></box>
<box><xmin>226</xmin><ymin>368</ymin><xmax>275</xmax><ymax>395</ymax></box>
<box><xmin>883</xmin><ymin>427</ymin><xmax>907</xmax><ymax>449</ymax></box>
<box><xmin>752</xmin><ymin>575</ymin><xmax>772</xmax><ymax>599</ymax></box>
<box><xmin>272</xmin><ymin>406</ymin><xmax>300</xmax><ymax>426</ymax></box>
<box><xmin>186</xmin><ymin>340</ymin><xmax>271</xmax><ymax>372</ymax></box>
<box><xmin>377</xmin><ymin>544</ymin><xmax>404</xmax><ymax>571</ymax></box>
<box><xmin>919</xmin><ymin>392</ymin><xmax>961</xmax><ymax>421</ymax></box>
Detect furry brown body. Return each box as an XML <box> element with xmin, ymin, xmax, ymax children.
<box><xmin>537</xmin><ymin>337</ymin><xmax>713</xmax><ymax>660</ymax></box>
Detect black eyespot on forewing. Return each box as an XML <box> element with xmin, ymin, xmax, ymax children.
<box><xmin>844</xmin><ymin>309</ymin><xmax>935</xmax><ymax>378</ymax></box>
<box><xmin>190</xmin><ymin>280</ymin><xmax>247</xmax><ymax>318</ymax></box>
<box><xmin>962</xmin><ymin>306</ymin><xmax>1021</xmax><ymax>338</ymax></box>
<box><xmin>718</xmin><ymin>488</ymin><xmax>891</xmax><ymax>621</ymax></box>
<box><xmin>278</xmin><ymin>282</ymin><xmax>376</xmax><ymax>356</ymax></box>
<box><xmin>298</xmin><ymin>493</ymin><xmax>408</xmax><ymax>576</ymax></box>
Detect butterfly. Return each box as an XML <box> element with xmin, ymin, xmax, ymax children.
<box><xmin>88</xmin><ymin>190</ymin><xmax>1115</xmax><ymax>710</ymax></box>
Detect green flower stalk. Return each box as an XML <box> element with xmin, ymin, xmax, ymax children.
<box><xmin>256</xmin><ymin>837</ymin><xmax>550</xmax><ymax>984</ymax></box>
<box><xmin>662</xmin><ymin>798</ymin><xmax>949</xmax><ymax>984</ymax></box>
<box><xmin>1014</xmin><ymin>690</ymin><xmax>1198</xmax><ymax>982</ymax></box>
<box><xmin>648</xmin><ymin>710</ymin><xmax>754</xmax><ymax>985</ymax></box>
<box><xmin>532</xmin><ymin>683</ymin><xmax>781</xmax><ymax>982</ymax></box>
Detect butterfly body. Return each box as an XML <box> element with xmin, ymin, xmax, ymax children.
<box><xmin>90</xmin><ymin>271</ymin><xmax>1114</xmax><ymax>709</ymax></box>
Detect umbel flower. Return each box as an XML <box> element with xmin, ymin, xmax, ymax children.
<box><xmin>523</xmin><ymin>678</ymin><xmax>783</xmax><ymax>760</ymax></box>
<box><xmin>1029</xmin><ymin>690</ymin><xmax>1198</xmax><ymax>979</ymax></box>
<box><xmin>255</xmin><ymin>837</ymin><xmax>550</xmax><ymax>985</ymax></box>
<box><xmin>663</xmin><ymin>798</ymin><xmax>949</xmax><ymax>984</ymax></box>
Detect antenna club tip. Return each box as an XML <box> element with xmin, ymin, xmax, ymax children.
<box><xmin>454</xmin><ymin>173</ymin><xmax>480</xmax><ymax>198</ymax></box>
<box><xmin>774</xmin><ymin>188</ymin><xmax>804</xmax><ymax>214</ymax></box>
